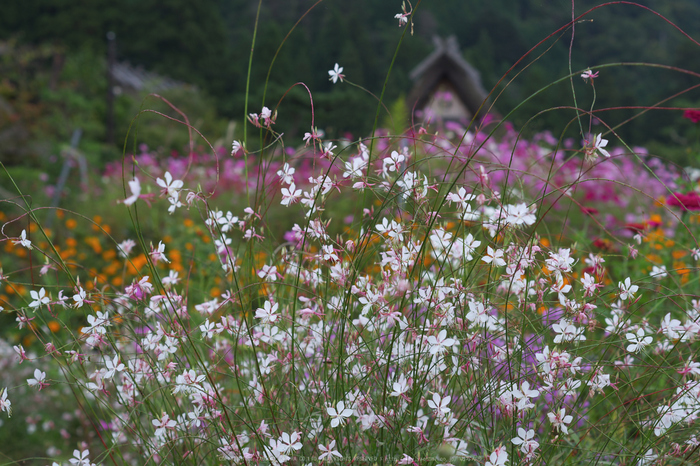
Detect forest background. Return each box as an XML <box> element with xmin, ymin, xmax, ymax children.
<box><xmin>2</xmin><ymin>0</ymin><xmax>700</xmax><ymax>168</ymax></box>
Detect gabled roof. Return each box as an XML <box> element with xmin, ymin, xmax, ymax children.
<box><xmin>407</xmin><ymin>35</ymin><xmax>492</xmax><ymax>120</ymax></box>
<box><xmin>111</xmin><ymin>62</ymin><xmax>185</xmax><ymax>93</ymax></box>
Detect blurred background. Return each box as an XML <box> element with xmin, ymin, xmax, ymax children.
<box><xmin>1</xmin><ymin>0</ymin><xmax>700</xmax><ymax>169</ymax></box>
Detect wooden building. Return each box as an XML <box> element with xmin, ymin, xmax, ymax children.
<box><xmin>407</xmin><ymin>36</ymin><xmax>493</xmax><ymax>123</ymax></box>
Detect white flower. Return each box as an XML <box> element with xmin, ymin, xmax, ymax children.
<box><xmin>426</xmin><ymin>329</ymin><xmax>456</xmax><ymax>355</ymax></box>
<box><xmin>231</xmin><ymin>140</ymin><xmax>243</xmax><ymax>155</ymax></box>
<box><xmin>280</xmin><ymin>183</ymin><xmax>302</xmax><ymax>206</ymax></box>
<box><xmin>546</xmin><ymin>248</ymin><xmax>575</xmax><ymax>273</ymax></box>
<box><xmin>0</xmin><ymin>387</ymin><xmax>11</xmax><ymax>417</ymax></box>
<box><xmin>581</xmin><ymin>69</ymin><xmax>599</xmax><ymax>80</ymax></box>
<box><xmin>257</xmin><ymin>264</ymin><xmax>278</xmax><ymax>281</ymax></box>
<box><xmin>485</xmin><ymin>446</ymin><xmax>508</xmax><ymax>466</ymax></box>
<box><xmin>552</xmin><ymin>318</ymin><xmax>586</xmax><ymax>343</ymax></box>
<box><xmin>199</xmin><ymin>319</ymin><xmax>217</xmax><ymax>339</ymax></box>
<box><xmin>382</xmin><ymin>150</ymin><xmax>405</xmax><ymax>176</ymax></box>
<box><xmin>277</xmin><ymin>431</ymin><xmax>302</xmax><ymax>454</ymax></box>
<box><xmin>167</xmin><ymin>191</ymin><xmax>183</xmax><ymax>214</ymax></box>
<box><xmin>117</xmin><ymin>239</ymin><xmax>136</xmax><ymax>258</ymax></box>
<box><xmin>649</xmin><ymin>265</ymin><xmax>667</xmax><ymax>279</ymax></box>
<box><xmin>69</xmin><ymin>448</ymin><xmax>93</xmax><ymax>466</ymax></box>
<box><xmin>156</xmin><ymin>171</ymin><xmax>184</xmax><ymax>197</ymax></box>
<box><xmin>277</xmin><ymin>162</ymin><xmax>295</xmax><ymax>185</ymax></box>
<box><xmin>123</xmin><ymin>177</ymin><xmax>141</xmax><ymax>206</ymax></box>
<box><xmin>389</xmin><ymin>374</ymin><xmax>410</xmax><ymax>397</ymax></box>
<box><xmin>511</xmin><ymin>427</ymin><xmax>539</xmax><ymax>455</ymax></box>
<box><xmin>103</xmin><ymin>355</ymin><xmax>125</xmax><ymax>379</ymax></box>
<box><xmin>625</xmin><ymin>327</ymin><xmax>653</xmax><ymax>353</ymax></box>
<box><xmin>73</xmin><ymin>287</ymin><xmax>87</xmax><ymax>308</ymax></box>
<box><xmin>692</xmin><ymin>248</ymin><xmax>700</xmax><ymax>261</ymax></box>
<box><xmin>395</xmin><ymin>12</ymin><xmax>409</xmax><ymax>26</ymax></box>
<box><xmin>150</xmin><ymin>241</ymin><xmax>170</xmax><ymax>263</ymax></box>
<box><xmin>587</xmin><ymin>371</ymin><xmax>611</xmax><ymax>394</ymax></box>
<box><xmin>255</xmin><ymin>300</ymin><xmax>279</xmax><ymax>324</ymax></box>
<box><xmin>547</xmin><ymin>408</ymin><xmax>573</xmax><ymax>434</ymax></box>
<box><xmin>328</xmin><ymin>63</ymin><xmax>345</xmax><ymax>83</ymax></box>
<box><xmin>13</xmin><ymin>229</ymin><xmax>32</xmax><ymax>249</ymax></box>
<box><xmin>162</xmin><ymin>270</ymin><xmax>180</xmax><ymax>287</ymax></box>
<box><xmin>152</xmin><ymin>412</ymin><xmax>177</xmax><ymax>437</ymax></box>
<box><xmin>27</xmin><ymin>369</ymin><xmax>46</xmax><ymax>389</ymax></box>
<box><xmin>586</xmin><ymin>133</ymin><xmax>610</xmax><ymax>159</ymax></box>
<box><xmin>29</xmin><ymin>287</ymin><xmax>50</xmax><ymax>308</ymax></box>
<box><xmin>636</xmin><ymin>449</ymin><xmax>657</xmax><ymax>466</ymax></box>
<box><xmin>327</xmin><ymin>401</ymin><xmax>353</xmax><ymax>428</ymax></box>
<box><xmin>619</xmin><ymin>277</ymin><xmax>639</xmax><ymax>301</ymax></box>
<box><xmin>321</xmin><ymin>141</ymin><xmax>337</xmax><ymax>159</ymax></box>
<box><xmin>427</xmin><ymin>393</ymin><xmax>451</xmax><ymax>418</ymax></box>
<box><xmin>319</xmin><ymin>440</ymin><xmax>342</xmax><ymax>460</ymax></box>
<box><xmin>482</xmin><ymin>246</ymin><xmax>506</xmax><ymax>267</ymax></box>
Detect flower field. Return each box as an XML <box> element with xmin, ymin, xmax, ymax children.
<box><xmin>2</xmin><ymin>4</ymin><xmax>700</xmax><ymax>466</ymax></box>
<box><xmin>2</xmin><ymin>107</ymin><xmax>700</xmax><ymax>465</ymax></box>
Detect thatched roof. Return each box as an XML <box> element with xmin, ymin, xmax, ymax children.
<box><xmin>111</xmin><ymin>62</ymin><xmax>185</xmax><ymax>93</ymax></box>
<box><xmin>407</xmin><ymin>36</ymin><xmax>492</xmax><ymax>121</ymax></box>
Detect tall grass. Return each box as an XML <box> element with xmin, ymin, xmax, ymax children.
<box><xmin>2</xmin><ymin>1</ymin><xmax>700</xmax><ymax>465</ymax></box>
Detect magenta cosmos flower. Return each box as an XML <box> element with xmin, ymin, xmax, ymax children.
<box><xmin>666</xmin><ymin>191</ymin><xmax>700</xmax><ymax>211</ymax></box>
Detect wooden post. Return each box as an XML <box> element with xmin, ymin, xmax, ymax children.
<box><xmin>106</xmin><ymin>31</ymin><xmax>116</xmax><ymax>145</ymax></box>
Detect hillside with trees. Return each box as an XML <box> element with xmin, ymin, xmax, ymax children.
<box><xmin>1</xmin><ymin>0</ymin><xmax>700</xmax><ymax>162</ymax></box>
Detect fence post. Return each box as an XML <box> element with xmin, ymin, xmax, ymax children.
<box><xmin>106</xmin><ymin>31</ymin><xmax>116</xmax><ymax>146</ymax></box>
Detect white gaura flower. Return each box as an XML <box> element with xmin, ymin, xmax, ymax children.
<box><xmin>625</xmin><ymin>327</ymin><xmax>652</xmax><ymax>353</ymax></box>
<box><xmin>426</xmin><ymin>329</ymin><xmax>456</xmax><ymax>355</ymax></box>
<box><xmin>584</xmin><ymin>133</ymin><xmax>610</xmax><ymax>161</ymax></box>
<box><xmin>327</xmin><ymin>401</ymin><xmax>353</xmax><ymax>428</ymax></box>
<box><xmin>427</xmin><ymin>393</ymin><xmax>451</xmax><ymax>418</ymax></box>
<box><xmin>511</xmin><ymin>427</ymin><xmax>539</xmax><ymax>455</ymax></box>
<box><xmin>0</xmin><ymin>387</ymin><xmax>11</xmax><ymax>417</ymax></box>
<box><xmin>280</xmin><ymin>183</ymin><xmax>302</xmax><ymax>206</ymax></box>
<box><xmin>649</xmin><ymin>265</ymin><xmax>667</xmax><ymax>279</ymax></box>
<box><xmin>123</xmin><ymin>177</ymin><xmax>141</xmax><ymax>206</ymax></box>
<box><xmin>156</xmin><ymin>171</ymin><xmax>183</xmax><ymax>197</ymax></box>
<box><xmin>389</xmin><ymin>374</ymin><xmax>410</xmax><ymax>397</ymax></box>
<box><xmin>548</xmin><ymin>407</ymin><xmax>573</xmax><ymax>434</ymax></box>
<box><xmin>13</xmin><ymin>229</ymin><xmax>32</xmax><ymax>250</ymax></box>
<box><xmin>152</xmin><ymin>412</ymin><xmax>177</xmax><ymax>437</ymax></box>
<box><xmin>592</xmin><ymin>133</ymin><xmax>610</xmax><ymax>158</ymax></box>
<box><xmin>328</xmin><ymin>63</ymin><xmax>345</xmax><ymax>84</ymax></box>
<box><xmin>485</xmin><ymin>446</ymin><xmax>508</xmax><ymax>466</ymax></box>
<box><xmin>255</xmin><ymin>300</ymin><xmax>279</xmax><ymax>324</ymax></box>
<box><xmin>552</xmin><ymin>318</ymin><xmax>586</xmax><ymax>343</ymax></box>
<box><xmin>277</xmin><ymin>431</ymin><xmax>302</xmax><ymax>454</ymax></box>
<box><xmin>103</xmin><ymin>354</ymin><xmax>125</xmax><ymax>379</ymax></box>
<box><xmin>69</xmin><ymin>448</ymin><xmax>93</xmax><ymax>466</ymax></box>
<box><xmin>482</xmin><ymin>246</ymin><xmax>506</xmax><ymax>267</ymax></box>
<box><xmin>73</xmin><ymin>286</ymin><xmax>87</xmax><ymax>308</ymax></box>
<box><xmin>29</xmin><ymin>287</ymin><xmax>50</xmax><ymax>308</ymax></box>
<box><xmin>231</xmin><ymin>140</ymin><xmax>243</xmax><ymax>156</ymax></box>
<box><xmin>27</xmin><ymin>369</ymin><xmax>47</xmax><ymax>390</ymax></box>
<box><xmin>277</xmin><ymin>162</ymin><xmax>295</xmax><ymax>184</ymax></box>
<box><xmin>150</xmin><ymin>241</ymin><xmax>170</xmax><ymax>264</ymax></box>
<box><xmin>618</xmin><ymin>277</ymin><xmax>639</xmax><ymax>301</ymax></box>
<box><xmin>319</xmin><ymin>439</ymin><xmax>342</xmax><ymax>460</ymax></box>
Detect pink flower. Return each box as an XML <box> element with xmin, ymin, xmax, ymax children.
<box><xmin>666</xmin><ymin>191</ymin><xmax>700</xmax><ymax>211</ymax></box>
<box><xmin>581</xmin><ymin>69</ymin><xmax>599</xmax><ymax>81</ymax></box>
<box><xmin>684</xmin><ymin>109</ymin><xmax>700</xmax><ymax>123</ymax></box>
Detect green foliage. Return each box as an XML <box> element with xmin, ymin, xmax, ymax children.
<box><xmin>4</xmin><ymin>0</ymin><xmax>700</xmax><ymax>163</ymax></box>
